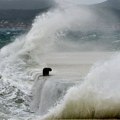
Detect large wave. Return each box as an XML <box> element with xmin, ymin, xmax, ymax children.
<box><xmin>41</xmin><ymin>53</ymin><xmax>120</xmax><ymax>119</ymax></box>
<box><xmin>0</xmin><ymin>0</ymin><xmax>120</xmax><ymax>119</ymax></box>
<box><xmin>0</xmin><ymin>0</ymin><xmax>97</xmax><ymax>117</ymax></box>
<box><xmin>0</xmin><ymin>0</ymin><xmax>97</xmax><ymax>92</ymax></box>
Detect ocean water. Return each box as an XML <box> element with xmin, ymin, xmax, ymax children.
<box><xmin>0</xmin><ymin>0</ymin><xmax>120</xmax><ymax>120</ymax></box>
<box><xmin>0</xmin><ymin>28</ymin><xmax>26</xmax><ymax>48</ymax></box>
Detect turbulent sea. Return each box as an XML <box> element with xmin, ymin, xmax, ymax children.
<box><xmin>1</xmin><ymin>0</ymin><xmax>120</xmax><ymax>120</ymax></box>
<box><xmin>0</xmin><ymin>28</ymin><xmax>26</xmax><ymax>48</ymax></box>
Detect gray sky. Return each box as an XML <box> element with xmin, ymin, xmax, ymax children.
<box><xmin>0</xmin><ymin>0</ymin><xmax>107</xmax><ymax>9</ymax></box>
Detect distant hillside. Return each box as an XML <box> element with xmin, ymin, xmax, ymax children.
<box><xmin>0</xmin><ymin>8</ymin><xmax>49</xmax><ymax>28</ymax></box>
<box><xmin>97</xmin><ymin>0</ymin><xmax>120</xmax><ymax>10</ymax></box>
<box><xmin>0</xmin><ymin>0</ymin><xmax>54</xmax><ymax>10</ymax></box>
<box><xmin>89</xmin><ymin>0</ymin><xmax>120</xmax><ymax>24</ymax></box>
<box><xmin>0</xmin><ymin>0</ymin><xmax>120</xmax><ymax>28</ymax></box>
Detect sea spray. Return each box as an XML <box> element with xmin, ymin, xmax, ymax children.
<box><xmin>31</xmin><ymin>75</ymin><xmax>81</xmax><ymax>115</ymax></box>
<box><xmin>0</xmin><ymin>0</ymin><xmax>119</xmax><ymax>119</ymax></box>
<box><xmin>41</xmin><ymin>53</ymin><xmax>120</xmax><ymax>119</ymax></box>
<box><xmin>0</xmin><ymin>2</ymin><xmax>97</xmax><ymax>117</ymax></box>
<box><xmin>0</xmin><ymin>1</ymin><xmax>96</xmax><ymax>93</ymax></box>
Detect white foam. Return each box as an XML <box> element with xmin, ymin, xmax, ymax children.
<box><xmin>42</xmin><ymin>52</ymin><xmax>120</xmax><ymax>119</ymax></box>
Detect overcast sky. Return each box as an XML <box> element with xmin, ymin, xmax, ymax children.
<box><xmin>0</xmin><ymin>0</ymin><xmax>107</xmax><ymax>9</ymax></box>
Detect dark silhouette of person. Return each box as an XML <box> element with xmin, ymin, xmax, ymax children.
<box><xmin>43</xmin><ymin>68</ymin><xmax>52</xmax><ymax>76</ymax></box>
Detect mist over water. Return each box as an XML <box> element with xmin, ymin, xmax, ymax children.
<box><xmin>0</xmin><ymin>0</ymin><xmax>120</xmax><ymax>119</ymax></box>
<box><xmin>42</xmin><ymin>53</ymin><xmax>120</xmax><ymax>119</ymax></box>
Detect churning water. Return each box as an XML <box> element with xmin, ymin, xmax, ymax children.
<box><xmin>0</xmin><ymin>0</ymin><xmax>120</xmax><ymax>119</ymax></box>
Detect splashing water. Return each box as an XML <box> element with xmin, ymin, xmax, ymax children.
<box><xmin>41</xmin><ymin>53</ymin><xmax>120</xmax><ymax>119</ymax></box>
<box><xmin>0</xmin><ymin>0</ymin><xmax>97</xmax><ymax>118</ymax></box>
<box><xmin>0</xmin><ymin>0</ymin><xmax>120</xmax><ymax>119</ymax></box>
